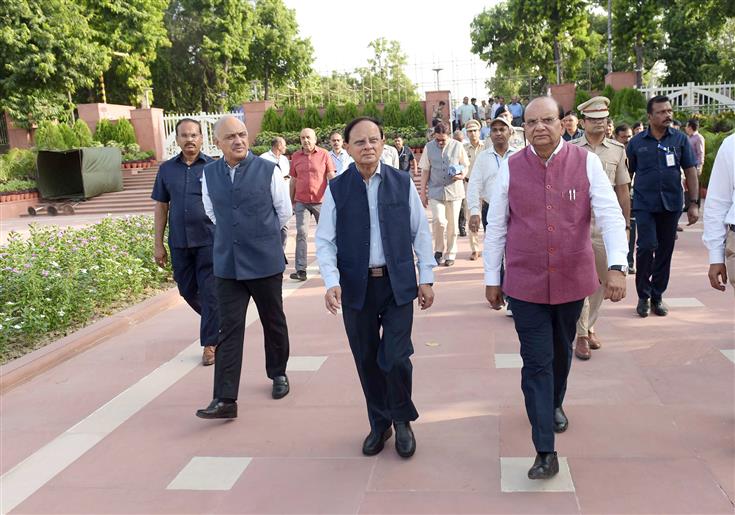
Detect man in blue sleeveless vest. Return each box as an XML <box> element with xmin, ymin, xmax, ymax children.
<box><xmin>195</xmin><ymin>116</ymin><xmax>293</xmax><ymax>419</ymax></box>
<box><xmin>315</xmin><ymin>117</ymin><xmax>436</xmax><ymax>458</ymax></box>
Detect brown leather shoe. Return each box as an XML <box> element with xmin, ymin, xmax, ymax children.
<box><xmin>587</xmin><ymin>331</ymin><xmax>602</xmax><ymax>350</ymax></box>
<box><xmin>574</xmin><ymin>336</ymin><xmax>591</xmax><ymax>360</ymax></box>
<box><xmin>202</xmin><ymin>345</ymin><xmax>216</xmax><ymax>366</ymax></box>
<box><xmin>469</xmin><ymin>252</ymin><xmax>479</xmax><ymax>261</ymax></box>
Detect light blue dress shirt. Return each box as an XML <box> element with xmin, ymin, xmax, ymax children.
<box><xmin>315</xmin><ymin>164</ymin><xmax>436</xmax><ymax>290</ymax></box>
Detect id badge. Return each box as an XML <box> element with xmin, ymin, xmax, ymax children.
<box><xmin>665</xmin><ymin>152</ymin><xmax>675</xmax><ymax>167</ymax></box>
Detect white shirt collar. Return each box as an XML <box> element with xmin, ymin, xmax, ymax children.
<box><xmin>529</xmin><ymin>139</ymin><xmax>564</xmax><ymax>164</ymax></box>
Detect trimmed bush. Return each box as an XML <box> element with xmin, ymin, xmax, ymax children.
<box><xmin>58</xmin><ymin>123</ymin><xmax>79</xmax><ymax>149</ymax></box>
<box><xmin>610</xmin><ymin>87</ymin><xmax>646</xmax><ymax>120</ymax></box>
<box><xmin>302</xmin><ymin>106</ymin><xmax>322</xmax><ymax>128</ymax></box>
<box><xmin>115</xmin><ymin>119</ymin><xmax>137</xmax><ymax>146</ymax></box>
<box><xmin>402</xmin><ymin>101</ymin><xmax>427</xmax><ymax>128</ymax></box>
<box><xmin>361</xmin><ymin>102</ymin><xmax>381</xmax><ymax>122</ymax></box>
<box><xmin>72</xmin><ymin>119</ymin><xmax>93</xmax><ymax>147</ymax></box>
<box><xmin>575</xmin><ymin>90</ymin><xmax>591</xmax><ymax>111</ymax></box>
<box><xmin>323</xmin><ymin>103</ymin><xmax>341</xmax><ymax>126</ymax></box>
<box><xmin>340</xmin><ymin>102</ymin><xmax>359</xmax><ymax>123</ymax></box>
<box><xmin>281</xmin><ymin>106</ymin><xmax>303</xmax><ymax>132</ymax></box>
<box><xmin>382</xmin><ymin>102</ymin><xmax>402</xmax><ymax>127</ymax></box>
<box><xmin>261</xmin><ymin>107</ymin><xmax>282</xmax><ymax>132</ymax></box>
<box><xmin>0</xmin><ymin>148</ymin><xmax>37</xmax><ymax>182</ymax></box>
<box><xmin>94</xmin><ymin>119</ymin><xmax>117</xmax><ymax>145</ymax></box>
<box><xmin>35</xmin><ymin>121</ymin><xmax>66</xmax><ymax>150</ymax></box>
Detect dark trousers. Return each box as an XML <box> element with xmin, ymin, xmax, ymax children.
<box><xmin>458</xmin><ymin>199</ymin><xmax>467</xmax><ymax>232</ymax></box>
<box><xmin>481</xmin><ymin>201</ymin><xmax>489</xmax><ymax>232</ymax></box>
<box><xmin>342</xmin><ymin>276</ymin><xmax>419</xmax><ymax>434</ymax></box>
<box><xmin>510</xmin><ymin>297</ymin><xmax>584</xmax><ymax>453</ymax></box>
<box><xmin>627</xmin><ymin>216</ymin><xmax>637</xmax><ymax>268</ymax></box>
<box><xmin>634</xmin><ymin>209</ymin><xmax>680</xmax><ymax>301</ymax></box>
<box><xmin>213</xmin><ymin>274</ymin><xmax>290</xmax><ymax>400</ymax></box>
<box><xmin>169</xmin><ymin>245</ymin><xmax>219</xmax><ymax>347</ymax></box>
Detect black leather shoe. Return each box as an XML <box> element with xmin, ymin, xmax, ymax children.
<box><xmin>289</xmin><ymin>270</ymin><xmax>307</xmax><ymax>281</ymax></box>
<box><xmin>636</xmin><ymin>298</ymin><xmax>650</xmax><ymax>318</ymax></box>
<box><xmin>272</xmin><ymin>375</ymin><xmax>290</xmax><ymax>399</ymax></box>
<box><xmin>553</xmin><ymin>407</ymin><xmax>568</xmax><ymax>433</ymax></box>
<box><xmin>651</xmin><ymin>299</ymin><xmax>668</xmax><ymax>316</ymax></box>
<box><xmin>362</xmin><ymin>427</ymin><xmax>393</xmax><ymax>456</ymax></box>
<box><xmin>459</xmin><ymin>228</ymin><xmax>467</xmax><ymax>237</ymax></box>
<box><xmin>434</xmin><ymin>251</ymin><xmax>443</xmax><ymax>265</ymax></box>
<box><xmin>394</xmin><ymin>421</ymin><xmax>416</xmax><ymax>458</ymax></box>
<box><xmin>528</xmin><ymin>452</ymin><xmax>559</xmax><ymax>479</ymax></box>
<box><xmin>196</xmin><ymin>399</ymin><xmax>237</xmax><ymax>419</ymax></box>
<box><xmin>444</xmin><ymin>259</ymin><xmax>455</xmax><ymax>267</ymax></box>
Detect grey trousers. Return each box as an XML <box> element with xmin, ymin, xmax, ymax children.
<box><xmin>294</xmin><ymin>201</ymin><xmax>321</xmax><ymax>271</ymax></box>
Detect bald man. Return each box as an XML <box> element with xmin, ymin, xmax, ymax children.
<box><xmin>289</xmin><ymin>128</ymin><xmax>336</xmax><ymax>281</ymax></box>
<box><xmin>196</xmin><ymin>116</ymin><xmax>293</xmax><ymax>419</ymax></box>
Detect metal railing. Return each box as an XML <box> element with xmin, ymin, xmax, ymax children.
<box><xmin>638</xmin><ymin>82</ymin><xmax>735</xmax><ymax>113</ymax></box>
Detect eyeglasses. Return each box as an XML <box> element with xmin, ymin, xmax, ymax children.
<box><xmin>524</xmin><ymin>117</ymin><xmax>559</xmax><ymax>129</ymax></box>
<box><xmin>466</xmin><ymin>129</ymin><xmax>479</xmax><ymax>133</ymax></box>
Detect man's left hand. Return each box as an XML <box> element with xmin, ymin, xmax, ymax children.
<box><xmin>418</xmin><ymin>284</ymin><xmax>434</xmax><ymax>310</ymax></box>
<box><xmin>603</xmin><ymin>270</ymin><xmax>627</xmax><ymax>302</ymax></box>
<box><xmin>687</xmin><ymin>204</ymin><xmax>699</xmax><ymax>226</ymax></box>
<box><xmin>451</xmin><ymin>173</ymin><xmax>465</xmax><ymax>181</ymax></box>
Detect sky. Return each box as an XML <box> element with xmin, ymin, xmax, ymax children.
<box><xmin>283</xmin><ymin>0</ymin><xmax>500</xmax><ymax>102</ymax></box>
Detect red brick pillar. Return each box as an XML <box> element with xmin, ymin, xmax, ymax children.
<box><xmin>242</xmin><ymin>100</ymin><xmax>275</xmax><ymax>145</ymax></box>
<box><xmin>130</xmin><ymin>108</ymin><xmax>165</xmax><ymax>161</ymax></box>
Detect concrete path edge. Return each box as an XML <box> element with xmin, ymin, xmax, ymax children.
<box><xmin>0</xmin><ymin>288</ymin><xmax>182</xmax><ymax>393</ymax></box>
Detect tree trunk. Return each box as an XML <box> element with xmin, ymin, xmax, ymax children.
<box><xmin>634</xmin><ymin>43</ymin><xmax>644</xmax><ymax>88</ymax></box>
<box><xmin>264</xmin><ymin>63</ymin><xmax>270</xmax><ymax>101</ymax></box>
<box><xmin>553</xmin><ymin>38</ymin><xmax>563</xmax><ymax>84</ymax></box>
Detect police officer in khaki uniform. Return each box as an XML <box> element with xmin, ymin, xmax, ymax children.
<box><xmin>572</xmin><ymin>97</ymin><xmax>631</xmax><ymax>360</ymax></box>
<box><xmin>461</xmin><ymin>119</ymin><xmax>484</xmax><ymax>258</ymax></box>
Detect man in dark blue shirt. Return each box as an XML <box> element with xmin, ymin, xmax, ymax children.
<box><xmin>151</xmin><ymin>118</ymin><xmax>219</xmax><ymax>365</ymax></box>
<box><xmin>393</xmin><ymin>135</ymin><xmax>417</xmax><ymax>175</ymax></box>
<box><xmin>627</xmin><ymin>96</ymin><xmax>699</xmax><ymax>317</ymax></box>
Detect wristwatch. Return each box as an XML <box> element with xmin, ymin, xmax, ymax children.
<box><xmin>608</xmin><ymin>265</ymin><xmax>628</xmax><ymax>275</ymax></box>
<box><xmin>688</xmin><ymin>198</ymin><xmax>700</xmax><ymax>207</ymax></box>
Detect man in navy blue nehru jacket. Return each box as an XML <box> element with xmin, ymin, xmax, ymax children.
<box><xmin>196</xmin><ymin>116</ymin><xmax>293</xmax><ymax>419</ymax></box>
<box><xmin>315</xmin><ymin>117</ymin><xmax>436</xmax><ymax>458</ymax></box>
<box><xmin>151</xmin><ymin>118</ymin><xmax>218</xmax><ymax>366</ymax></box>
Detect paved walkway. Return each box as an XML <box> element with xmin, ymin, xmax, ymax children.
<box><xmin>1</xmin><ymin>219</ymin><xmax>733</xmax><ymax>514</ymax></box>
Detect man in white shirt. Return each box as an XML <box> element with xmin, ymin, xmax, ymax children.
<box><xmin>457</xmin><ymin>96</ymin><xmax>476</xmax><ymax>129</ymax></box>
<box><xmin>328</xmin><ymin>131</ymin><xmax>353</xmax><ymax>175</ymax></box>
<box><xmin>381</xmin><ymin>144</ymin><xmax>400</xmax><ymax>168</ymax></box>
<box><xmin>703</xmin><ymin>133</ymin><xmax>735</xmax><ymax>292</ymax></box>
<box><xmin>260</xmin><ymin>136</ymin><xmax>290</xmax><ymax>178</ymax></box>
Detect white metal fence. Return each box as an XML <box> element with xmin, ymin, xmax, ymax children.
<box><xmin>162</xmin><ymin>111</ymin><xmax>244</xmax><ymax>159</ymax></box>
<box><xmin>638</xmin><ymin>82</ymin><xmax>735</xmax><ymax>113</ymax></box>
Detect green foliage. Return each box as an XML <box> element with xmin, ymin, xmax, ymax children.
<box><xmin>0</xmin><ymin>179</ymin><xmax>37</xmax><ymax>193</ymax></box>
<box><xmin>246</xmin><ymin>0</ymin><xmax>313</xmax><ymax>100</ymax></box>
<box><xmin>0</xmin><ymin>1</ymin><xmax>108</xmax><ymax>127</ymax></box>
<box><xmin>302</xmin><ymin>106</ymin><xmax>322</xmax><ymax>128</ymax></box>
<box><xmin>612</xmin><ymin>0</ymin><xmax>664</xmax><ymax>87</ymax></box>
<box><xmin>35</xmin><ymin>122</ymin><xmax>67</xmax><ymax>151</ymax></box>
<box><xmin>601</xmin><ymin>85</ymin><xmax>617</xmax><ymax>104</ymax></box>
<box><xmin>609</xmin><ymin>88</ymin><xmax>646</xmax><ymax>120</ymax></box>
<box><xmin>402</xmin><ymin>101</ymin><xmax>427</xmax><ymax>128</ymax></box>
<box><xmin>322</xmin><ymin>103</ymin><xmax>341</xmax><ymax>125</ymax></box>
<box><xmin>72</xmin><ymin>120</ymin><xmax>93</xmax><ymax>147</ymax></box>
<box><xmin>58</xmin><ymin>124</ymin><xmax>79</xmax><ymax>149</ymax></box>
<box><xmin>700</xmin><ymin>129</ymin><xmax>735</xmax><ymax>188</ymax></box>
<box><xmin>261</xmin><ymin>107</ymin><xmax>283</xmax><ymax>132</ymax></box>
<box><xmin>340</xmin><ymin>103</ymin><xmax>359</xmax><ymax>123</ymax></box>
<box><xmin>94</xmin><ymin>119</ymin><xmax>116</xmax><ymax>145</ymax></box>
<box><xmin>115</xmin><ymin>119</ymin><xmax>137</xmax><ymax>146</ymax></box>
<box><xmin>281</xmin><ymin>106</ymin><xmax>303</xmax><ymax>132</ymax></box>
<box><xmin>382</xmin><ymin>102</ymin><xmax>402</xmax><ymax>127</ymax></box>
<box><xmin>361</xmin><ymin>102</ymin><xmax>381</xmax><ymax>121</ymax></box>
<box><xmin>575</xmin><ymin>90</ymin><xmax>591</xmax><ymax>112</ymax></box>
<box><xmin>0</xmin><ymin>217</ymin><xmax>172</xmax><ymax>360</ymax></box>
<box><xmin>0</xmin><ymin>149</ymin><xmax>37</xmax><ymax>183</ymax></box>
<box><xmin>251</xmin><ymin>145</ymin><xmax>269</xmax><ymax>156</ymax></box>
<box><xmin>353</xmin><ymin>38</ymin><xmax>418</xmax><ymax>104</ymax></box>
<box><xmin>705</xmin><ymin>111</ymin><xmax>735</xmax><ymax>134</ymax></box>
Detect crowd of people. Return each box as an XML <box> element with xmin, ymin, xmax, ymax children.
<box><xmin>150</xmin><ymin>92</ymin><xmax>734</xmax><ymax>482</ymax></box>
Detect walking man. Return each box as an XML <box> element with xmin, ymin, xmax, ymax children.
<box><xmin>315</xmin><ymin>117</ymin><xmax>435</xmax><ymax>458</ymax></box>
<box><xmin>484</xmin><ymin>97</ymin><xmax>628</xmax><ymax>479</ymax></box>
<box><xmin>459</xmin><ymin>119</ymin><xmax>484</xmax><ymax>252</ymax></box>
<box><xmin>196</xmin><ymin>116</ymin><xmax>293</xmax><ymax>419</ymax></box>
<box><xmin>627</xmin><ymin>96</ymin><xmax>699</xmax><ymax>317</ymax></box>
<box><xmin>419</xmin><ymin>122</ymin><xmax>469</xmax><ymax>267</ymax></box>
<box><xmin>152</xmin><ymin>118</ymin><xmax>218</xmax><ymax>366</ymax></box>
<box><xmin>290</xmin><ymin>128</ymin><xmax>336</xmax><ymax>281</ymax></box>
<box><xmin>572</xmin><ymin>97</ymin><xmax>631</xmax><ymax>360</ymax></box>
<box><xmin>328</xmin><ymin>131</ymin><xmax>353</xmax><ymax>175</ymax></box>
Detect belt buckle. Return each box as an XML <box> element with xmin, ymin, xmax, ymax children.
<box><xmin>369</xmin><ymin>267</ymin><xmax>385</xmax><ymax>278</ymax></box>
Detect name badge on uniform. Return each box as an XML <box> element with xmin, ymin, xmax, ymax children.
<box><xmin>665</xmin><ymin>152</ymin><xmax>675</xmax><ymax>167</ymax></box>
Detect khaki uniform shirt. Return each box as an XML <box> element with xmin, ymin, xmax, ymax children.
<box><xmin>464</xmin><ymin>141</ymin><xmax>485</xmax><ymax>179</ymax></box>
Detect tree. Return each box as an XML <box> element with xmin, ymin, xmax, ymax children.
<box><xmin>246</xmin><ymin>0</ymin><xmax>313</xmax><ymax>100</ymax></box>
<box><xmin>78</xmin><ymin>0</ymin><xmax>169</xmax><ymax>105</ymax></box>
<box><xmin>151</xmin><ymin>0</ymin><xmax>253</xmax><ymax>112</ymax></box>
<box><xmin>261</xmin><ymin>107</ymin><xmax>282</xmax><ymax>132</ymax></box>
<box><xmin>302</xmin><ymin>106</ymin><xmax>321</xmax><ymax>128</ymax></box>
<box><xmin>612</xmin><ymin>0</ymin><xmax>664</xmax><ymax>87</ymax></box>
<box><xmin>0</xmin><ymin>1</ymin><xmax>107</xmax><ymax>128</ymax></box>
<box><xmin>322</xmin><ymin>103</ymin><xmax>341</xmax><ymax>125</ymax></box>
<box><xmin>382</xmin><ymin>102</ymin><xmax>402</xmax><ymax>127</ymax></box>
<box><xmin>356</xmin><ymin>38</ymin><xmax>418</xmax><ymax>103</ymax></box>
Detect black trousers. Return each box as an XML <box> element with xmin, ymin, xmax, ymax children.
<box><xmin>213</xmin><ymin>274</ymin><xmax>290</xmax><ymax>400</ymax></box>
<box><xmin>627</xmin><ymin>216</ymin><xmax>637</xmax><ymax>268</ymax></box>
<box><xmin>510</xmin><ymin>297</ymin><xmax>584</xmax><ymax>453</ymax></box>
<box><xmin>634</xmin><ymin>209</ymin><xmax>680</xmax><ymax>301</ymax></box>
<box><xmin>169</xmin><ymin>245</ymin><xmax>219</xmax><ymax>347</ymax></box>
<box><xmin>342</xmin><ymin>276</ymin><xmax>419</xmax><ymax>434</ymax></box>
<box><xmin>481</xmin><ymin>201</ymin><xmax>489</xmax><ymax>232</ymax></box>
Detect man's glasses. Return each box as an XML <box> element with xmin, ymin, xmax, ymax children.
<box><xmin>524</xmin><ymin>117</ymin><xmax>559</xmax><ymax>129</ymax></box>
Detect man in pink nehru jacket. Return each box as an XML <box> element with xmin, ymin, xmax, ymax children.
<box><xmin>483</xmin><ymin>96</ymin><xmax>628</xmax><ymax>480</ymax></box>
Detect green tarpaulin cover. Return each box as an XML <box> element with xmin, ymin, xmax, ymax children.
<box><xmin>36</xmin><ymin>147</ymin><xmax>122</xmax><ymax>200</ymax></box>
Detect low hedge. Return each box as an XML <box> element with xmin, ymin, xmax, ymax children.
<box><xmin>0</xmin><ymin>216</ymin><xmax>173</xmax><ymax>363</ymax></box>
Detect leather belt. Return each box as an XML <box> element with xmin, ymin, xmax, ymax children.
<box><xmin>368</xmin><ymin>266</ymin><xmax>388</xmax><ymax>278</ymax></box>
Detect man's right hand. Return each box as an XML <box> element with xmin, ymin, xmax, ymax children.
<box><xmin>154</xmin><ymin>244</ymin><xmax>167</xmax><ymax>268</ymax></box>
<box><xmin>708</xmin><ymin>263</ymin><xmax>728</xmax><ymax>291</ymax></box>
<box><xmin>325</xmin><ymin>286</ymin><xmax>342</xmax><ymax>315</ymax></box>
<box><xmin>485</xmin><ymin>286</ymin><xmax>504</xmax><ymax>310</ymax></box>
<box><xmin>469</xmin><ymin>214</ymin><xmax>481</xmax><ymax>233</ymax></box>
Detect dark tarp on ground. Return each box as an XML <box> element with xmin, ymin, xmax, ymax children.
<box><xmin>36</xmin><ymin>147</ymin><xmax>122</xmax><ymax>200</ymax></box>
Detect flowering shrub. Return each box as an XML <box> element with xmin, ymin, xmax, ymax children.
<box><xmin>0</xmin><ymin>216</ymin><xmax>173</xmax><ymax>362</ymax></box>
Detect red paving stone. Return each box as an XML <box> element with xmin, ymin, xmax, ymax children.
<box><xmin>1</xmin><ymin>217</ymin><xmax>734</xmax><ymax>514</ymax></box>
